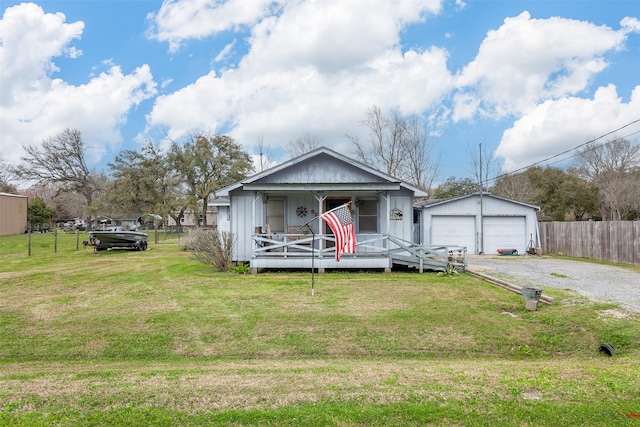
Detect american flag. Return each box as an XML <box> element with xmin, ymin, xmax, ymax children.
<box><xmin>320</xmin><ymin>203</ymin><xmax>356</xmax><ymax>261</ymax></box>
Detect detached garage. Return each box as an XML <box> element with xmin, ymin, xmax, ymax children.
<box><xmin>417</xmin><ymin>193</ymin><xmax>540</xmax><ymax>255</ymax></box>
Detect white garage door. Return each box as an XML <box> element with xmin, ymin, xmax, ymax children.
<box><xmin>431</xmin><ymin>216</ymin><xmax>476</xmax><ymax>254</ymax></box>
<box><xmin>483</xmin><ymin>216</ymin><xmax>526</xmax><ymax>255</ymax></box>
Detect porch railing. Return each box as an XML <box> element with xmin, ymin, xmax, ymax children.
<box><xmin>252</xmin><ymin>233</ymin><xmax>388</xmax><ymax>258</ymax></box>
<box><xmin>252</xmin><ymin>233</ymin><xmax>467</xmax><ymax>271</ymax></box>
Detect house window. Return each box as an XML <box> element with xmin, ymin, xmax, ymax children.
<box><xmin>266</xmin><ymin>199</ymin><xmax>285</xmax><ymax>233</ymax></box>
<box><xmin>358</xmin><ymin>200</ymin><xmax>378</xmax><ymax>233</ymax></box>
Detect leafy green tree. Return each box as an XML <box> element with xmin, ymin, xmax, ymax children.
<box><xmin>494</xmin><ymin>167</ymin><xmax>599</xmax><ymax>220</ymax></box>
<box><xmin>557</xmin><ymin>172</ymin><xmax>600</xmax><ymax>221</ymax></box>
<box><xmin>170</xmin><ymin>134</ymin><xmax>253</xmax><ymax>226</ymax></box>
<box><xmin>525</xmin><ymin>166</ymin><xmax>568</xmax><ymax>220</ymax></box>
<box><xmin>514</xmin><ymin>166</ymin><xmax>599</xmax><ymax>221</ymax></box>
<box><xmin>432</xmin><ymin>176</ymin><xmax>478</xmax><ymax>199</ymax></box>
<box><xmin>27</xmin><ymin>197</ymin><xmax>53</xmax><ymax>230</ymax></box>
<box><xmin>108</xmin><ymin>140</ymin><xmax>187</xmax><ymax>226</ymax></box>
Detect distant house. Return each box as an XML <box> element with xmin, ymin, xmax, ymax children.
<box><xmin>0</xmin><ymin>192</ymin><xmax>28</xmax><ymax>236</ymax></box>
<box><xmin>416</xmin><ymin>193</ymin><xmax>540</xmax><ymax>255</ymax></box>
<box><xmin>166</xmin><ymin>206</ymin><xmax>219</xmax><ymax>229</ymax></box>
<box><xmin>216</xmin><ymin>147</ymin><xmax>464</xmax><ymax>273</ymax></box>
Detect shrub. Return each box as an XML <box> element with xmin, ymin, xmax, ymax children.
<box><xmin>181</xmin><ymin>228</ymin><xmax>234</xmax><ymax>271</ymax></box>
<box><xmin>231</xmin><ymin>263</ymin><xmax>251</xmax><ymax>274</ymax></box>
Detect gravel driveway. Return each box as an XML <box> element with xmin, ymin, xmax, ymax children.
<box><xmin>467</xmin><ymin>256</ymin><xmax>640</xmax><ymax>313</ymax></box>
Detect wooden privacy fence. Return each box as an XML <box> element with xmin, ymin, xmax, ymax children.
<box><xmin>539</xmin><ymin>221</ymin><xmax>640</xmax><ymax>265</ymax></box>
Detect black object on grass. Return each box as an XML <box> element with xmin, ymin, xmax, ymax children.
<box><xmin>598</xmin><ymin>343</ymin><xmax>615</xmax><ymax>357</ymax></box>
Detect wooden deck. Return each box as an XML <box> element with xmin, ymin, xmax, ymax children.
<box><xmin>250</xmin><ymin>233</ymin><xmax>467</xmax><ymax>273</ymax></box>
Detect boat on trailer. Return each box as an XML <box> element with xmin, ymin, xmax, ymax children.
<box><xmin>87</xmin><ymin>227</ymin><xmax>148</xmax><ymax>251</ymax></box>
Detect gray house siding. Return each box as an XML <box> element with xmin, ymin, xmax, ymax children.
<box><xmin>218</xmin><ymin>147</ymin><xmax>429</xmax><ymax>269</ymax></box>
<box><xmin>229</xmin><ymin>191</ymin><xmax>256</xmax><ymax>262</ymax></box>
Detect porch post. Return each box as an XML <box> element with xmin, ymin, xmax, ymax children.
<box><xmin>379</xmin><ymin>191</ymin><xmax>390</xmax><ymax>252</ymax></box>
<box><xmin>314</xmin><ymin>193</ymin><xmax>326</xmax><ymax>258</ymax></box>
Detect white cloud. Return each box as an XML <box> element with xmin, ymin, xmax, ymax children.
<box><xmin>215</xmin><ymin>40</ymin><xmax>236</xmax><ymax>62</ymax></box>
<box><xmin>146</xmin><ymin>0</ymin><xmax>448</xmax><ymax>153</ymax></box>
<box><xmin>4</xmin><ymin>0</ymin><xmax>635</xmax><ymax>183</ymax></box>
<box><xmin>148</xmin><ymin>0</ymin><xmax>283</xmax><ymax>53</ymax></box>
<box><xmin>0</xmin><ymin>3</ymin><xmax>157</xmax><ymax>166</ymax></box>
<box><xmin>0</xmin><ymin>3</ymin><xmax>83</xmax><ymax>103</ymax></box>
<box><xmin>453</xmin><ymin>11</ymin><xmax>626</xmax><ymax>121</ymax></box>
<box><xmin>495</xmin><ymin>84</ymin><xmax>640</xmax><ymax>171</ymax></box>
<box><xmin>242</xmin><ymin>0</ymin><xmax>440</xmax><ymax>73</ymax></box>
<box><xmin>620</xmin><ymin>16</ymin><xmax>640</xmax><ymax>33</ymax></box>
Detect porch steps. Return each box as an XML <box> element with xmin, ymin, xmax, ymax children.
<box><xmin>387</xmin><ymin>235</ymin><xmax>467</xmax><ymax>273</ymax></box>
<box><xmin>389</xmin><ymin>253</ymin><xmax>449</xmax><ymax>272</ymax></box>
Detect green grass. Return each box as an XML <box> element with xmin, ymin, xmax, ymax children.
<box><xmin>550</xmin><ymin>272</ymin><xmax>568</xmax><ymax>278</ymax></box>
<box><xmin>1</xmin><ymin>232</ymin><xmax>640</xmax><ymax>426</ymax></box>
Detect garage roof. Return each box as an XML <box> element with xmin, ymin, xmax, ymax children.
<box><xmin>416</xmin><ymin>192</ymin><xmax>539</xmax><ymax>211</ymax></box>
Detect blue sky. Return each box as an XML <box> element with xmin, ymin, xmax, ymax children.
<box><xmin>1</xmin><ymin>0</ymin><xmax>639</xmax><ymax>184</ymax></box>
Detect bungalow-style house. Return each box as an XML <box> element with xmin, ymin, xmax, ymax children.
<box><xmin>416</xmin><ymin>193</ymin><xmax>540</xmax><ymax>255</ymax></box>
<box><xmin>216</xmin><ymin>147</ymin><xmax>466</xmax><ymax>273</ymax></box>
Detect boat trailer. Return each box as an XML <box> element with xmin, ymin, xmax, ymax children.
<box><xmin>84</xmin><ymin>237</ymin><xmax>148</xmax><ymax>251</ymax></box>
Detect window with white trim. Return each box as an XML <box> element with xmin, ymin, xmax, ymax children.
<box><xmin>357</xmin><ymin>200</ymin><xmax>378</xmax><ymax>233</ymax></box>
<box><xmin>266</xmin><ymin>199</ymin><xmax>285</xmax><ymax>233</ymax></box>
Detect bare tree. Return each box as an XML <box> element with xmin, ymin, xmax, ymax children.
<box><xmin>400</xmin><ymin>115</ymin><xmax>440</xmax><ymax>195</ymax></box>
<box><xmin>576</xmin><ymin>138</ymin><xmax>640</xmax><ymax>180</ymax></box>
<box><xmin>347</xmin><ymin>106</ymin><xmax>439</xmax><ymax>193</ymax></box>
<box><xmin>285</xmin><ymin>132</ymin><xmax>322</xmax><ymax>159</ymax></box>
<box><xmin>255</xmin><ymin>135</ymin><xmax>274</xmax><ymax>172</ymax></box>
<box><xmin>596</xmin><ymin>169</ymin><xmax>640</xmax><ymax>220</ymax></box>
<box><xmin>12</xmin><ymin>129</ymin><xmax>103</xmax><ymax>227</ymax></box>
<box><xmin>0</xmin><ymin>156</ymin><xmax>18</xmax><ymax>193</ymax></box>
<box><xmin>492</xmin><ymin>172</ymin><xmax>538</xmax><ymax>203</ymax></box>
<box><xmin>348</xmin><ymin>106</ymin><xmax>406</xmax><ymax>177</ymax></box>
<box><xmin>466</xmin><ymin>141</ymin><xmax>500</xmax><ymax>191</ymax></box>
<box><xmin>576</xmin><ymin>138</ymin><xmax>640</xmax><ymax>220</ymax></box>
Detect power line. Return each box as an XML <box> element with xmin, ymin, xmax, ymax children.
<box><xmin>487</xmin><ymin>118</ymin><xmax>640</xmax><ymax>185</ymax></box>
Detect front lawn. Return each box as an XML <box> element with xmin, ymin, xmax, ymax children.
<box><xmin>1</xmin><ymin>232</ymin><xmax>639</xmax><ymax>426</ymax></box>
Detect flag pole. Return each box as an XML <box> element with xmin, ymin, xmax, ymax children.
<box><xmin>299</xmin><ymin>215</ymin><xmax>320</xmax><ymax>296</ymax></box>
<box><xmin>299</xmin><ymin>201</ymin><xmax>352</xmax><ymax>296</ymax></box>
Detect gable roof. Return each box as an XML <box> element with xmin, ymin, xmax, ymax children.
<box><xmin>217</xmin><ymin>146</ymin><xmax>428</xmax><ymax>197</ymax></box>
<box><xmin>416</xmin><ymin>192</ymin><xmax>540</xmax><ymax>210</ymax></box>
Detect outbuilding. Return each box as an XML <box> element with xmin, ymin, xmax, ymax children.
<box><xmin>0</xmin><ymin>192</ymin><xmax>28</xmax><ymax>236</ymax></box>
<box><xmin>417</xmin><ymin>193</ymin><xmax>540</xmax><ymax>255</ymax></box>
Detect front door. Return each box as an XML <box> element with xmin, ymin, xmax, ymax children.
<box><xmin>323</xmin><ymin>197</ymin><xmax>351</xmax><ymax>248</ymax></box>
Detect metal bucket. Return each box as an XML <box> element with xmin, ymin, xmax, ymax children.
<box><xmin>521</xmin><ymin>286</ymin><xmax>543</xmax><ymax>301</ymax></box>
